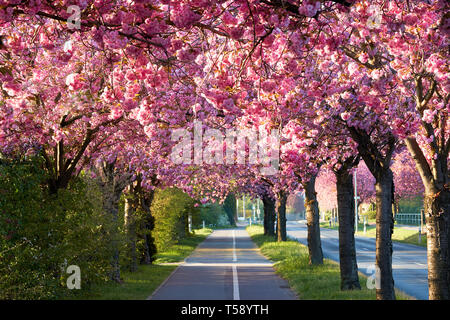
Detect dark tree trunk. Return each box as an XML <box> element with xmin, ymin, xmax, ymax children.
<box><xmin>424</xmin><ymin>188</ymin><xmax>450</xmax><ymax>299</ymax></box>
<box><xmin>223</xmin><ymin>193</ymin><xmax>237</xmax><ymax>226</ymax></box>
<box><xmin>335</xmin><ymin>168</ymin><xmax>360</xmax><ymax>290</ymax></box>
<box><xmin>405</xmin><ymin>136</ymin><xmax>450</xmax><ymax>299</ymax></box>
<box><xmin>96</xmin><ymin>160</ymin><xmax>132</xmax><ymax>283</ymax></box>
<box><xmin>103</xmin><ymin>181</ymin><xmax>123</xmax><ymax>282</ymax></box>
<box><xmin>124</xmin><ymin>185</ymin><xmax>138</xmax><ymax>272</ymax></box>
<box><xmin>373</xmin><ymin>168</ymin><xmax>396</xmax><ymax>300</ymax></box>
<box><xmin>276</xmin><ymin>190</ymin><xmax>288</xmax><ymax>242</ymax></box>
<box><xmin>304</xmin><ymin>175</ymin><xmax>323</xmax><ymax>265</ymax></box>
<box><xmin>347</xmin><ymin>126</ymin><xmax>397</xmax><ymax>300</ymax></box>
<box><xmin>262</xmin><ymin>195</ymin><xmax>276</xmax><ymax>238</ymax></box>
<box><xmin>139</xmin><ymin>189</ymin><xmax>156</xmax><ymax>265</ymax></box>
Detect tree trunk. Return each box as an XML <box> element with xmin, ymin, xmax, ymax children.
<box><xmin>104</xmin><ymin>189</ymin><xmax>122</xmax><ymax>283</ymax></box>
<box><xmin>263</xmin><ymin>198</ymin><xmax>269</xmax><ymax>234</ymax></box>
<box><xmin>262</xmin><ymin>195</ymin><xmax>276</xmax><ymax>238</ymax></box>
<box><xmin>405</xmin><ymin>136</ymin><xmax>450</xmax><ymax>299</ymax></box>
<box><xmin>347</xmin><ymin>126</ymin><xmax>397</xmax><ymax>299</ymax></box>
<box><xmin>139</xmin><ymin>189</ymin><xmax>156</xmax><ymax>265</ymax></box>
<box><xmin>95</xmin><ymin>160</ymin><xmax>132</xmax><ymax>283</ymax></box>
<box><xmin>124</xmin><ymin>185</ymin><xmax>138</xmax><ymax>272</ymax></box>
<box><xmin>276</xmin><ymin>190</ymin><xmax>288</xmax><ymax>242</ymax></box>
<box><xmin>374</xmin><ymin>168</ymin><xmax>396</xmax><ymax>300</ymax></box>
<box><xmin>223</xmin><ymin>193</ymin><xmax>237</xmax><ymax>226</ymax></box>
<box><xmin>102</xmin><ymin>179</ymin><xmax>123</xmax><ymax>283</ymax></box>
<box><xmin>304</xmin><ymin>175</ymin><xmax>324</xmax><ymax>265</ymax></box>
<box><xmin>335</xmin><ymin>169</ymin><xmax>360</xmax><ymax>290</ymax></box>
<box><xmin>425</xmin><ymin>189</ymin><xmax>450</xmax><ymax>299</ymax></box>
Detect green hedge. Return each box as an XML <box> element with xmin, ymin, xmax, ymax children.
<box><xmin>0</xmin><ymin>157</ymin><xmax>203</xmax><ymax>299</ymax></box>
<box><xmin>0</xmin><ymin>156</ymin><xmax>112</xmax><ymax>299</ymax></box>
<box><xmin>151</xmin><ymin>188</ymin><xmax>199</xmax><ymax>252</ymax></box>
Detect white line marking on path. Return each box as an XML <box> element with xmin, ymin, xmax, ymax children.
<box><xmin>233</xmin><ymin>265</ymin><xmax>240</xmax><ymax>300</ymax></box>
<box><xmin>415</xmin><ymin>262</ymin><xmax>426</xmax><ymax>266</ymax></box>
<box><xmin>184</xmin><ymin>262</ymin><xmax>273</xmax><ymax>267</ymax></box>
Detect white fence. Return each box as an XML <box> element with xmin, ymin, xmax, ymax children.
<box><xmin>395</xmin><ymin>212</ymin><xmax>423</xmax><ymax>226</ymax></box>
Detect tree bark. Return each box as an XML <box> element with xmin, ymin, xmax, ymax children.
<box><xmin>124</xmin><ymin>185</ymin><xmax>138</xmax><ymax>272</ymax></box>
<box><xmin>347</xmin><ymin>126</ymin><xmax>397</xmax><ymax>299</ymax></box>
<box><xmin>223</xmin><ymin>193</ymin><xmax>237</xmax><ymax>226</ymax></box>
<box><xmin>139</xmin><ymin>188</ymin><xmax>157</xmax><ymax>265</ymax></box>
<box><xmin>304</xmin><ymin>175</ymin><xmax>324</xmax><ymax>265</ymax></box>
<box><xmin>373</xmin><ymin>168</ymin><xmax>396</xmax><ymax>300</ymax></box>
<box><xmin>95</xmin><ymin>160</ymin><xmax>132</xmax><ymax>283</ymax></box>
<box><xmin>335</xmin><ymin>169</ymin><xmax>361</xmax><ymax>290</ymax></box>
<box><xmin>103</xmin><ymin>188</ymin><xmax>122</xmax><ymax>283</ymax></box>
<box><xmin>405</xmin><ymin>136</ymin><xmax>450</xmax><ymax>299</ymax></box>
<box><xmin>425</xmin><ymin>189</ymin><xmax>450</xmax><ymax>299</ymax></box>
<box><xmin>276</xmin><ymin>190</ymin><xmax>288</xmax><ymax>242</ymax></box>
<box><xmin>262</xmin><ymin>195</ymin><xmax>276</xmax><ymax>238</ymax></box>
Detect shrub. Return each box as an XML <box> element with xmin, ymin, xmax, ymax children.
<box><xmin>151</xmin><ymin>188</ymin><xmax>198</xmax><ymax>252</ymax></box>
<box><xmin>200</xmin><ymin>202</ymin><xmax>230</xmax><ymax>227</ymax></box>
<box><xmin>0</xmin><ymin>156</ymin><xmax>112</xmax><ymax>299</ymax></box>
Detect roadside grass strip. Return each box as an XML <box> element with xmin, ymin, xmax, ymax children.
<box><xmin>246</xmin><ymin>225</ymin><xmax>412</xmax><ymax>300</ymax></box>
<box><xmin>320</xmin><ymin>222</ymin><xmax>427</xmax><ymax>247</ymax></box>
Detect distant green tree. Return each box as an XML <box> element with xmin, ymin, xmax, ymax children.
<box><xmin>223</xmin><ymin>193</ymin><xmax>237</xmax><ymax>226</ymax></box>
<box><xmin>200</xmin><ymin>203</ymin><xmax>228</xmax><ymax>227</ymax></box>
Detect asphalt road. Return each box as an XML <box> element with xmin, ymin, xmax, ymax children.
<box><xmin>149</xmin><ymin>227</ymin><xmax>297</xmax><ymax>300</ymax></box>
<box><xmin>286</xmin><ymin>220</ymin><xmax>428</xmax><ymax>300</ymax></box>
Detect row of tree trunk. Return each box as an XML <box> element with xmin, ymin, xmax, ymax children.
<box><xmin>260</xmin><ymin>167</ymin><xmax>378</xmax><ymax>295</ymax></box>
<box><xmin>95</xmin><ymin>161</ymin><xmax>157</xmax><ymax>282</ymax></box>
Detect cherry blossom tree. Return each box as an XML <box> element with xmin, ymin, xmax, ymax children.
<box><xmin>1</xmin><ymin>0</ymin><xmax>448</xmax><ymax>300</ymax></box>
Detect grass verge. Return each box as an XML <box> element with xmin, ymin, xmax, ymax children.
<box><xmin>320</xmin><ymin>222</ymin><xmax>427</xmax><ymax>247</ymax></box>
<box><xmin>70</xmin><ymin>228</ymin><xmax>212</xmax><ymax>300</ymax></box>
<box><xmin>246</xmin><ymin>225</ymin><xmax>412</xmax><ymax>300</ymax></box>
<box><xmin>153</xmin><ymin>228</ymin><xmax>212</xmax><ymax>263</ymax></box>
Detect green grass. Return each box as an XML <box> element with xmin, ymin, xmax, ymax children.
<box><xmin>246</xmin><ymin>225</ymin><xmax>412</xmax><ymax>300</ymax></box>
<box><xmin>153</xmin><ymin>228</ymin><xmax>212</xmax><ymax>263</ymax></box>
<box><xmin>320</xmin><ymin>222</ymin><xmax>427</xmax><ymax>247</ymax></box>
<box><xmin>70</xmin><ymin>228</ymin><xmax>212</xmax><ymax>300</ymax></box>
<box><xmin>69</xmin><ymin>264</ymin><xmax>178</xmax><ymax>300</ymax></box>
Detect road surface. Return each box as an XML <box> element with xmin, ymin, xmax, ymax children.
<box><xmin>286</xmin><ymin>220</ymin><xmax>428</xmax><ymax>300</ymax></box>
<box><xmin>149</xmin><ymin>227</ymin><xmax>297</xmax><ymax>300</ymax></box>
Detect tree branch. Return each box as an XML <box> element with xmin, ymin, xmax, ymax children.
<box><xmin>404</xmin><ymin>136</ymin><xmax>436</xmax><ymax>193</ymax></box>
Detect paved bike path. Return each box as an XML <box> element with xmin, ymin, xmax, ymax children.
<box><xmin>149</xmin><ymin>228</ymin><xmax>297</xmax><ymax>300</ymax></box>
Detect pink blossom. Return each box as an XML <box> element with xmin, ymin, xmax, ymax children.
<box><xmin>359</xmin><ymin>52</ymin><xmax>369</xmax><ymax>64</ymax></box>
<box><xmin>52</xmin><ymin>130</ymin><xmax>64</xmax><ymax>143</ymax></box>
<box><xmin>2</xmin><ymin>81</ymin><xmax>21</xmax><ymax>96</ymax></box>
<box><xmin>222</xmin><ymin>11</ymin><xmax>238</xmax><ymax>26</ymax></box>
<box><xmin>298</xmin><ymin>1</ymin><xmax>321</xmax><ymax>17</ymax></box>
<box><xmin>63</xmin><ymin>40</ymin><xmax>73</xmax><ymax>53</ymax></box>
<box><xmin>172</xmin><ymin>5</ymin><xmax>201</xmax><ymax>29</ymax></box>
<box><xmin>110</xmin><ymin>107</ymin><xmax>123</xmax><ymax>120</ymax></box>
<box><xmin>348</xmin><ymin>62</ymin><xmax>359</xmax><ymax>75</ymax></box>
<box><xmin>340</xmin><ymin>91</ymin><xmax>353</xmax><ymax>100</ymax></box>
<box><xmin>341</xmin><ymin>112</ymin><xmax>351</xmax><ymax>121</ymax></box>
<box><xmin>422</xmin><ymin>109</ymin><xmax>436</xmax><ymax>124</ymax></box>
<box><xmin>65</xmin><ymin>73</ymin><xmax>84</xmax><ymax>91</ymax></box>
